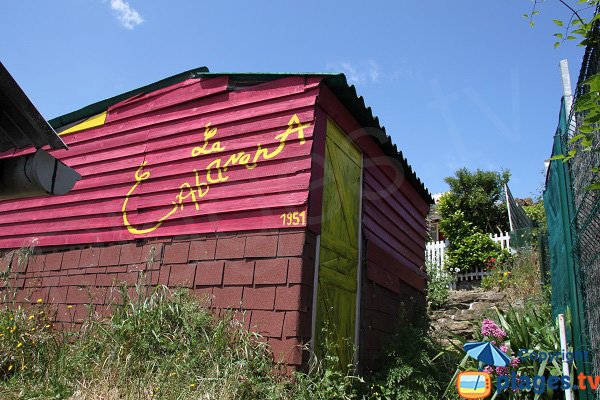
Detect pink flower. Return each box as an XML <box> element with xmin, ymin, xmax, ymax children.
<box><xmin>500</xmin><ymin>344</ymin><xmax>509</xmax><ymax>354</ymax></box>
<box><xmin>510</xmin><ymin>358</ymin><xmax>520</xmax><ymax>368</ymax></box>
<box><xmin>481</xmin><ymin>319</ymin><xmax>507</xmax><ymax>340</ymax></box>
<box><xmin>496</xmin><ymin>366</ymin><xmax>509</xmax><ymax>376</ymax></box>
<box><xmin>483</xmin><ymin>365</ymin><xmax>494</xmax><ymax>374</ymax></box>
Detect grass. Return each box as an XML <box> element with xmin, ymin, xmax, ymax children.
<box><xmin>481</xmin><ymin>246</ymin><xmax>550</xmax><ymax>312</ymax></box>
<box><xmin>0</xmin><ymin>281</ymin><xmax>380</xmax><ymax>400</ymax></box>
<box><xmin>0</xmin><ymin>242</ymin><xmax>450</xmax><ymax>399</ymax></box>
<box><xmin>0</xmin><ymin>283</ymin><xmax>453</xmax><ymax>399</ymax></box>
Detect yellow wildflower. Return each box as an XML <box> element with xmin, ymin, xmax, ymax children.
<box><xmin>28</xmin><ymin>315</ymin><xmax>34</xmax><ymax>320</ymax></box>
<box><xmin>17</xmin><ymin>342</ymin><xmax>22</xmax><ymax>348</ymax></box>
<box><xmin>36</xmin><ymin>298</ymin><xmax>43</xmax><ymax>303</ymax></box>
<box><xmin>31</xmin><ymin>327</ymin><xmax>36</xmax><ymax>331</ymax></box>
<box><xmin>45</xmin><ymin>324</ymin><xmax>50</xmax><ymax>329</ymax></box>
<box><xmin>7</xmin><ymin>365</ymin><xmax>13</xmax><ymax>371</ymax></box>
<box><xmin>67</xmin><ymin>305</ymin><xmax>73</xmax><ymax>309</ymax></box>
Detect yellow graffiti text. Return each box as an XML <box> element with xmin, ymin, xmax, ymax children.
<box><xmin>122</xmin><ymin>114</ymin><xmax>310</xmax><ymax>235</ymax></box>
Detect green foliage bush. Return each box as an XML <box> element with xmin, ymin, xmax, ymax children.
<box><xmin>0</xmin><ymin>286</ymin><xmax>298</xmax><ymax>400</ymax></box>
<box><xmin>523</xmin><ymin>201</ymin><xmax>546</xmax><ymax>228</ymax></box>
<box><xmin>365</xmin><ymin>317</ymin><xmax>454</xmax><ymax>400</ymax></box>
<box><xmin>438</xmin><ymin>211</ymin><xmax>473</xmax><ymax>243</ymax></box>
<box><xmin>445</xmin><ymin>231</ymin><xmax>510</xmax><ymax>273</ymax></box>
<box><xmin>436</xmin><ymin>169</ymin><xmax>513</xmax><ymax>274</ymax></box>
<box><xmin>426</xmin><ymin>262</ymin><xmax>453</xmax><ymax>309</ymax></box>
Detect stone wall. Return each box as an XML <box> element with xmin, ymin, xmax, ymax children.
<box><xmin>429</xmin><ymin>289</ymin><xmax>510</xmax><ymax>344</ymax></box>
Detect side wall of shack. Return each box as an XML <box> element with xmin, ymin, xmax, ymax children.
<box><xmin>316</xmin><ymin>84</ymin><xmax>429</xmax><ymax>370</ymax></box>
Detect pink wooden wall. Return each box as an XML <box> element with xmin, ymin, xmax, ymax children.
<box><xmin>0</xmin><ymin>76</ymin><xmax>320</xmax><ymax>248</ymax></box>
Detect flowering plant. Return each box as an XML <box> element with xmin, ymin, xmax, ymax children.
<box><xmin>445</xmin><ymin>306</ymin><xmax>568</xmax><ymax>399</ymax></box>
<box><xmin>0</xmin><ymin>300</ymin><xmax>56</xmax><ymax>379</ymax></box>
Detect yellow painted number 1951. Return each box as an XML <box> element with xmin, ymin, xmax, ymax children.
<box><xmin>280</xmin><ymin>211</ymin><xmax>306</xmax><ymax>226</ymax></box>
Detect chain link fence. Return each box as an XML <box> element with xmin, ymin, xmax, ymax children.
<box><xmin>544</xmin><ymin>12</ymin><xmax>600</xmax><ymax>400</ymax></box>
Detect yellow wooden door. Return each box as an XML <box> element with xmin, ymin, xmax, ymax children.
<box><xmin>314</xmin><ymin>120</ymin><xmax>362</xmax><ymax>369</ymax></box>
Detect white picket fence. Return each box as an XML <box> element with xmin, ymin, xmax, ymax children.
<box><xmin>425</xmin><ymin>232</ymin><xmax>511</xmax><ymax>287</ymax></box>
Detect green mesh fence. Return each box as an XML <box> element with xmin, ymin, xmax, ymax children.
<box><xmin>544</xmin><ymin>15</ymin><xmax>600</xmax><ymax>395</ymax></box>
<box><xmin>571</xmin><ymin>27</ymin><xmax>600</xmax><ymax>396</ymax></box>
<box><xmin>544</xmin><ymin>96</ymin><xmax>593</xmax><ymax>400</ymax></box>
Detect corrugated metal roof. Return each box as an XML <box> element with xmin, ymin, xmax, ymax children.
<box><xmin>49</xmin><ymin>68</ymin><xmax>432</xmax><ymax>204</ymax></box>
<box><xmin>0</xmin><ymin>62</ymin><xmax>66</xmax><ymax>151</ymax></box>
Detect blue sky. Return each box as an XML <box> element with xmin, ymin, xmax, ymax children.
<box><xmin>0</xmin><ymin>1</ymin><xmax>590</xmax><ymax>198</ymax></box>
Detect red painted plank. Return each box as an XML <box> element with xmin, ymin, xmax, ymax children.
<box><xmin>362</xmin><ymin>205</ymin><xmax>425</xmax><ymax>265</ymax></box>
<box><xmin>53</xmin><ymin>85</ymin><xmax>318</xmax><ymax>150</ymax></box>
<box><xmin>363</xmin><ymin>173</ymin><xmax>427</xmax><ymax>234</ymax></box>
<box><xmin>106</xmin><ymin>77</ymin><xmax>229</xmax><ymax>123</ymax></box>
<box><xmin>0</xmin><ymin>155</ymin><xmax>312</xmax><ymax>216</ymax></box>
<box><xmin>306</xmin><ymin>107</ymin><xmax>327</xmax><ymax>234</ymax></box>
<box><xmin>0</xmin><ymin>206</ymin><xmax>307</xmax><ymax>249</ymax></box>
<box><xmin>363</xmin><ymin>221</ymin><xmax>425</xmax><ymax>275</ymax></box>
<box><xmin>54</xmin><ymin>103</ymin><xmax>315</xmax><ymax>167</ymax></box>
<box><xmin>1</xmin><ymin>190</ymin><xmax>307</xmax><ymax>236</ymax></box>
<box><xmin>0</xmin><ymin>166</ymin><xmax>311</xmax><ymax>226</ymax></box>
<box><xmin>367</xmin><ymin>241</ymin><xmax>426</xmax><ymax>292</ymax></box>
<box><xmin>362</xmin><ymin>215</ymin><xmax>423</xmax><ymax>271</ymax></box>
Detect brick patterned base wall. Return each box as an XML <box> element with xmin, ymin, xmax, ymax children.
<box><xmin>361</xmin><ymin>267</ymin><xmax>426</xmax><ymax>371</ymax></box>
<box><xmin>0</xmin><ymin>228</ymin><xmax>317</xmax><ymax>370</ymax></box>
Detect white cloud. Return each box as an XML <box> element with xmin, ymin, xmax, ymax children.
<box><xmin>327</xmin><ymin>60</ymin><xmax>381</xmax><ymax>85</ymax></box>
<box><xmin>109</xmin><ymin>0</ymin><xmax>144</xmax><ymax>30</ymax></box>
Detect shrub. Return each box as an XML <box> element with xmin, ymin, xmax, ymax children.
<box><xmin>426</xmin><ymin>262</ymin><xmax>453</xmax><ymax>309</ymax></box>
<box><xmin>445</xmin><ymin>232</ymin><xmax>510</xmax><ymax>273</ymax></box>
<box><xmin>0</xmin><ymin>267</ymin><xmax>448</xmax><ymax>399</ymax></box>
<box><xmin>364</xmin><ymin>317</ymin><xmax>454</xmax><ymax>400</ymax></box>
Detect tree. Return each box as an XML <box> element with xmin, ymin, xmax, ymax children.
<box><xmin>438</xmin><ymin>168</ymin><xmax>511</xmax><ymax>236</ymax></box>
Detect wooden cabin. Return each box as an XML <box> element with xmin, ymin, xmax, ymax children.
<box><xmin>0</xmin><ymin>68</ymin><xmax>432</xmax><ymax>371</ymax></box>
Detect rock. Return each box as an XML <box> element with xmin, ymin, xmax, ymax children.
<box><xmin>428</xmin><ymin>289</ymin><xmax>512</xmax><ymax>344</ymax></box>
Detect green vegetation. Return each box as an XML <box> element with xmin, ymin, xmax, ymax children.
<box><xmin>482</xmin><ymin>247</ymin><xmax>550</xmax><ymax>314</ymax></box>
<box><xmin>436</xmin><ymin>168</ymin><xmax>512</xmax><ymax>274</ymax></box>
<box><xmin>522</xmin><ymin>198</ymin><xmax>546</xmax><ymax>231</ymax></box>
<box><xmin>445</xmin><ymin>306</ymin><xmax>566</xmax><ymax>400</ymax></box>
<box><xmin>444</xmin><ymin>229</ymin><xmax>511</xmax><ymax>274</ymax></box>
<box><xmin>365</xmin><ymin>317</ymin><xmax>455</xmax><ymax>400</ymax></box>
<box><xmin>425</xmin><ymin>261</ymin><xmax>453</xmax><ymax>309</ymax></box>
<box><xmin>0</xmin><ymin>282</ymin><xmax>451</xmax><ymax>400</ymax></box>
<box><xmin>438</xmin><ymin>168</ymin><xmax>510</xmax><ymax>234</ymax></box>
<box><xmin>0</xmin><ymin>287</ymin><xmax>294</xmax><ymax>400</ymax></box>
<box><xmin>439</xmin><ymin>209</ymin><xmax>510</xmax><ymax>274</ymax></box>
